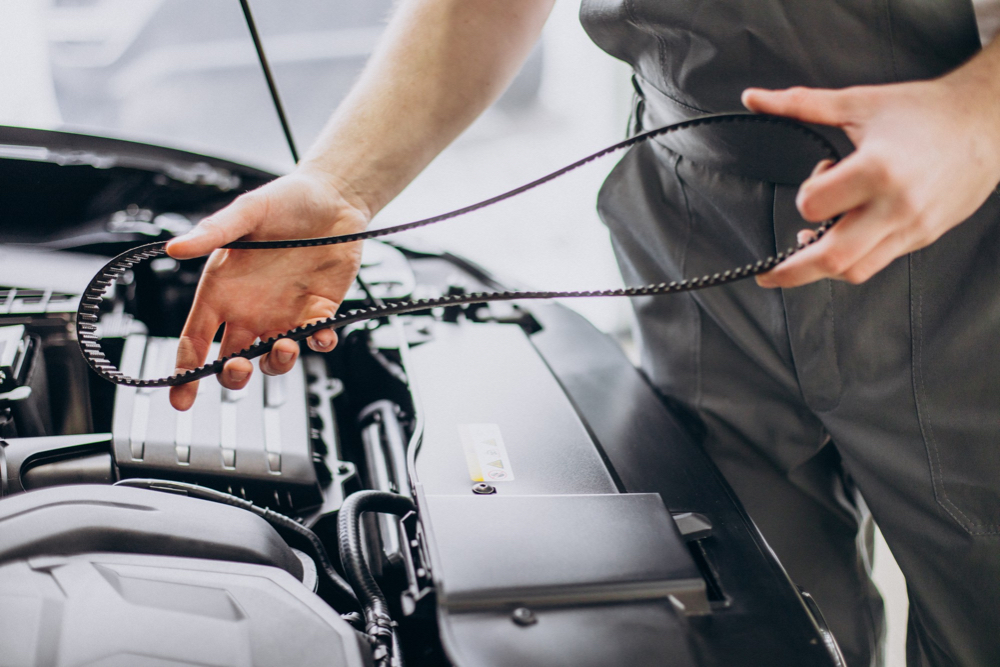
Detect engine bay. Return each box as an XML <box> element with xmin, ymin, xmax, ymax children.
<box><xmin>0</xmin><ymin>127</ymin><xmax>844</xmax><ymax>667</ymax></box>
<box><xmin>0</xmin><ymin>235</ymin><xmax>514</xmax><ymax>666</ymax></box>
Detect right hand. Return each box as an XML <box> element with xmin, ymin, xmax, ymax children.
<box><xmin>165</xmin><ymin>165</ymin><xmax>371</xmax><ymax>411</ymax></box>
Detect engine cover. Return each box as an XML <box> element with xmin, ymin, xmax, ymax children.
<box><xmin>111</xmin><ymin>335</ymin><xmax>320</xmax><ymax>509</ymax></box>
<box><xmin>0</xmin><ymin>552</ymin><xmax>370</xmax><ymax>667</ymax></box>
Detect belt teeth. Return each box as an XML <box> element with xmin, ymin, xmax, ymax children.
<box><xmin>76</xmin><ymin>116</ymin><xmax>839</xmax><ymax>388</ymax></box>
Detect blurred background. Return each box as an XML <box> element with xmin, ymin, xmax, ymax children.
<box><xmin>0</xmin><ymin>1</ymin><xmax>908</xmax><ymax>663</ymax></box>
<box><xmin>0</xmin><ymin>0</ymin><xmax>634</xmax><ymax>335</ymax></box>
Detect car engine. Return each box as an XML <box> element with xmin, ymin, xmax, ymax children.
<box><xmin>0</xmin><ymin>126</ymin><xmax>844</xmax><ymax>667</ymax></box>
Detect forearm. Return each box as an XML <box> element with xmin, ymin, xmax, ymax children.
<box><xmin>939</xmin><ymin>36</ymin><xmax>1000</xmax><ymax>171</ymax></box>
<box><xmin>300</xmin><ymin>0</ymin><xmax>555</xmax><ymax>218</ymax></box>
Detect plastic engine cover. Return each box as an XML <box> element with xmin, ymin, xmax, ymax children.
<box><xmin>0</xmin><ymin>552</ymin><xmax>372</xmax><ymax>667</ymax></box>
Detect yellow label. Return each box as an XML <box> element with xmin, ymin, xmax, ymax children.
<box><xmin>458</xmin><ymin>423</ymin><xmax>514</xmax><ymax>482</ymax></box>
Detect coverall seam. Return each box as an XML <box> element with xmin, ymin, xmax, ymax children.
<box><xmin>634</xmin><ymin>72</ymin><xmax>711</xmax><ymax>117</ymax></box>
<box><xmin>820</xmin><ymin>279</ymin><xmax>843</xmax><ymax>412</ymax></box>
<box><xmin>772</xmin><ymin>189</ymin><xmax>817</xmax><ymax>412</ymax></box>
<box><xmin>882</xmin><ymin>0</ymin><xmax>900</xmax><ymax>81</ymax></box>
<box><xmin>670</xmin><ymin>152</ymin><xmax>703</xmax><ymax>410</ymax></box>
<box><xmin>909</xmin><ymin>252</ymin><xmax>998</xmax><ymax>535</ymax></box>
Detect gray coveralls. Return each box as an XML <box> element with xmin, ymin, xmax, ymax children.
<box><xmin>580</xmin><ymin>1</ymin><xmax>1000</xmax><ymax>665</ymax></box>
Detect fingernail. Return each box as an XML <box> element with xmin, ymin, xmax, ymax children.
<box><xmin>756</xmin><ymin>276</ymin><xmax>776</xmax><ymax>289</ymax></box>
<box><xmin>275</xmin><ymin>350</ymin><xmax>293</xmax><ymax>364</ymax></box>
<box><xmin>230</xmin><ymin>369</ymin><xmax>250</xmax><ymax>382</ymax></box>
<box><xmin>315</xmin><ymin>338</ymin><xmax>331</xmax><ymax>350</ymax></box>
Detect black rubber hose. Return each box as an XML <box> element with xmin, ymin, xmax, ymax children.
<box><xmin>337</xmin><ymin>490</ymin><xmax>417</xmax><ymax>663</ymax></box>
<box><xmin>114</xmin><ymin>479</ymin><xmax>357</xmax><ymax>606</ymax></box>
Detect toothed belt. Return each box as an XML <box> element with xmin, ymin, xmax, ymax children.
<box><xmin>76</xmin><ymin>113</ymin><xmax>841</xmax><ymax>387</ymax></box>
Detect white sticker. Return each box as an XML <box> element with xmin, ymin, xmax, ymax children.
<box><xmin>458</xmin><ymin>423</ymin><xmax>514</xmax><ymax>482</ymax></box>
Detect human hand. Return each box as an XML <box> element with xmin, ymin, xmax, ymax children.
<box><xmin>742</xmin><ymin>69</ymin><xmax>1000</xmax><ymax>288</ymax></box>
<box><xmin>165</xmin><ymin>166</ymin><xmax>370</xmax><ymax>411</ymax></box>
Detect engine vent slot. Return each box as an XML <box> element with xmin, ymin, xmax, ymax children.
<box><xmin>0</xmin><ymin>286</ymin><xmax>79</xmax><ymax>315</ymax></box>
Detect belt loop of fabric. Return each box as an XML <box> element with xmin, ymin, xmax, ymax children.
<box><xmin>629</xmin><ymin>74</ymin><xmax>646</xmax><ymax>136</ymax></box>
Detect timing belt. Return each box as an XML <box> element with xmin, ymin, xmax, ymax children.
<box><xmin>76</xmin><ymin>112</ymin><xmax>840</xmax><ymax>388</ymax></box>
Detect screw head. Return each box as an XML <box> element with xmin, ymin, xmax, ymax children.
<box><xmin>511</xmin><ymin>607</ymin><xmax>536</xmax><ymax>626</ymax></box>
<box><xmin>472</xmin><ymin>482</ymin><xmax>496</xmax><ymax>495</ymax></box>
<box><xmin>337</xmin><ymin>464</ymin><xmax>350</xmax><ymax>475</ymax></box>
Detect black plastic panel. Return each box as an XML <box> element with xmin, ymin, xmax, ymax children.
<box><xmin>421</xmin><ymin>493</ymin><xmax>707</xmax><ymax>613</ymax></box>
<box><xmin>409</xmin><ymin>320</ymin><xmax>617</xmax><ymax>496</ymax></box>
<box><xmin>528</xmin><ymin>302</ymin><xmax>836</xmax><ymax>666</ymax></box>
<box><xmin>443</xmin><ymin>602</ymin><xmax>699</xmax><ymax>667</ymax></box>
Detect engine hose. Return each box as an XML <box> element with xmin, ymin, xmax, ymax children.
<box><xmin>114</xmin><ymin>478</ymin><xmax>357</xmax><ymax>607</ymax></box>
<box><xmin>337</xmin><ymin>490</ymin><xmax>417</xmax><ymax>663</ymax></box>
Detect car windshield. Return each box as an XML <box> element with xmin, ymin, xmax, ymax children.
<box><xmin>0</xmin><ymin>0</ymin><xmax>399</xmax><ymax>170</ymax></box>
<box><xmin>1</xmin><ymin>0</ymin><xmax>634</xmax><ymax>337</ymax></box>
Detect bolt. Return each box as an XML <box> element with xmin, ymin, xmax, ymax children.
<box><xmin>472</xmin><ymin>482</ymin><xmax>496</xmax><ymax>495</ymax></box>
<box><xmin>337</xmin><ymin>464</ymin><xmax>350</xmax><ymax>475</ymax></box>
<box><xmin>511</xmin><ymin>607</ymin><xmax>536</xmax><ymax>626</ymax></box>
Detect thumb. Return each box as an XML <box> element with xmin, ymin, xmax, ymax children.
<box><xmin>742</xmin><ymin>86</ymin><xmax>857</xmax><ymax>128</ymax></box>
<box><xmin>166</xmin><ymin>193</ymin><xmax>265</xmax><ymax>259</ymax></box>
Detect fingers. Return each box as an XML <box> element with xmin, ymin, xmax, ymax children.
<box><xmin>169</xmin><ymin>302</ymin><xmax>221</xmax><ymax>411</ymax></box>
<box><xmin>260</xmin><ymin>335</ymin><xmax>300</xmax><ymax>376</ymax></box>
<box><xmin>307</xmin><ymin>327</ymin><xmax>338</xmax><ymax>353</ymax></box>
<box><xmin>166</xmin><ymin>192</ymin><xmax>267</xmax><ymax>260</ymax></box>
<box><xmin>218</xmin><ymin>325</ymin><xmax>257</xmax><ymax>390</ymax></box>
<box><xmin>742</xmin><ymin>86</ymin><xmax>861</xmax><ymax>127</ymax></box>
<box><xmin>756</xmin><ymin>203</ymin><xmax>895</xmax><ymax>288</ymax></box>
<box><xmin>796</xmin><ymin>154</ymin><xmax>878</xmax><ymax>222</ymax></box>
<box><xmin>831</xmin><ymin>230</ymin><xmax>912</xmax><ymax>284</ymax></box>
<box><xmin>796</xmin><ymin>229</ymin><xmax>818</xmax><ymax>246</ymax></box>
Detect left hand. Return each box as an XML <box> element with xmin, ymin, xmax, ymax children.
<box><xmin>742</xmin><ymin>70</ymin><xmax>1000</xmax><ymax>288</ymax></box>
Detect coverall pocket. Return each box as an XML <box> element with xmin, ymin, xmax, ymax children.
<box><xmin>910</xmin><ymin>201</ymin><xmax>1000</xmax><ymax>535</ymax></box>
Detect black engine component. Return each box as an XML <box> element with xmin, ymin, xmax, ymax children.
<box><xmin>0</xmin><ymin>433</ymin><xmax>113</xmax><ymax>496</ymax></box>
<box><xmin>337</xmin><ymin>490</ymin><xmax>417</xmax><ymax>666</ymax></box>
<box><xmin>0</xmin><ymin>324</ymin><xmax>52</xmax><ymax>438</ymax></box>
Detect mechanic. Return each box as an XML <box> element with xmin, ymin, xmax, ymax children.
<box><xmin>165</xmin><ymin>2</ymin><xmax>1000</xmax><ymax>665</ymax></box>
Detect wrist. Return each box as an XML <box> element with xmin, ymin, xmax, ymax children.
<box><xmin>295</xmin><ymin>161</ymin><xmax>378</xmax><ymax>225</ymax></box>
<box><xmin>939</xmin><ymin>46</ymin><xmax>1000</xmax><ymax>175</ymax></box>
